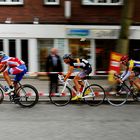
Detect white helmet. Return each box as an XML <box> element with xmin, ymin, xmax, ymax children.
<box><xmin>0</xmin><ymin>51</ymin><xmax>6</xmax><ymax>57</ymax></box>
<box><xmin>63</xmin><ymin>54</ymin><xmax>72</xmax><ymax>60</ymax></box>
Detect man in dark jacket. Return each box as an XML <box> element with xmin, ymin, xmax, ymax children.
<box><xmin>46</xmin><ymin>48</ymin><xmax>63</xmax><ymax>93</ymax></box>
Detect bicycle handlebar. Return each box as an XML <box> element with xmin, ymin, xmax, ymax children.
<box><xmin>114</xmin><ymin>73</ymin><xmax>121</xmax><ymax>79</ymax></box>
<box><xmin>58</xmin><ymin>74</ymin><xmax>65</xmax><ymax>83</ymax></box>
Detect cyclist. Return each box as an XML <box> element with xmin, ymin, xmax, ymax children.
<box><xmin>63</xmin><ymin>54</ymin><xmax>92</xmax><ymax>100</ymax></box>
<box><xmin>0</xmin><ymin>51</ymin><xmax>27</xmax><ymax>95</ymax></box>
<box><xmin>118</xmin><ymin>55</ymin><xmax>140</xmax><ymax>96</ymax></box>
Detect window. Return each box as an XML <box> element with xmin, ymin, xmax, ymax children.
<box><xmin>21</xmin><ymin>40</ymin><xmax>28</xmax><ymax>69</ymax></box>
<box><xmin>0</xmin><ymin>0</ymin><xmax>23</xmax><ymax>5</ymax></box>
<box><xmin>9</xmin><ymin>39</ymin><xmax>16</xmax><ymax>57</ymax></box>
<box><xmin>82</xmin><ymin>0</ymin><xmax>123</xmax><ymax>5</ymax></box>
<box><xmin>38</xmin><ymin>39</ymin><xmax>54</xmax><ymax>72</ymax></box>
<box><xmin>0</xmin><ymin>40</ymin><xmax>3</xmax><ymax>51</ymax></box>
<box><xmin>44</xmin><ymin>0</ymin><xmax>60</xmax><ymax>5</ymax></box>
<box><xmin>95</xmin><ymin>39</ymin><xmax>116</xmax><ymax>71</ymax></box>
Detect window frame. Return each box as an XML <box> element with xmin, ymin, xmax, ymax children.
<box><xmin>82</xmin><ymin>0</ymin><xmax>123</xmax><ymax>6</ymax></box>
<box><xmin>0</xmin><ymin>0</ymin><xmax>24</xmax><ymax>5</ymax></box>
<box><xmin>44</xmin><ymin>0</ymin><xmax>60</xmax><ymax>5</ymax></box>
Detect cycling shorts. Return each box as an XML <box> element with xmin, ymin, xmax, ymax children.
<box><xmin>133</xmin><ymin>67</ymin><xmax>140</xmax><ymax>78</ymax></box>
<box><xmin>77</xmin><ymin>67</ymin><xmax>92</xmax><ymax>78</ymax></box>
<box><xmin>8</xmin><ymin>64</ymin><xmax>27</xmax><ymax>81</ymax></box>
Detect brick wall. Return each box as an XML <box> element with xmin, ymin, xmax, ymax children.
<box><xmin>0</xmin><ymin>0</ymin><xmax>139</xmax><ymax>24</ymax></box>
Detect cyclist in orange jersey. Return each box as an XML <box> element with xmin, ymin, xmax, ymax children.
<box><xmin>63</xmin><ymin>54</ymin><xmax>92</xmax><ymax>100</ymax></box>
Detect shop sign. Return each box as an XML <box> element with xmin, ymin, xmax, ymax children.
<box><xmin>92</xmin><ymin>29</ymin><xmax>119</xmax><ymax>39</ymax></box>
<box><xmin>66</xmin><ymin>29</ymin><xmax>90</xmax><ymax>38</ymax></box>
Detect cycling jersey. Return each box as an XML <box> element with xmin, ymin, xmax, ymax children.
<box><xmin>121</xmin><ymin>59</ymin><xmax>140</xmax><ymax>81</ymax></box>
<box><xmin>127</xmin><ymin>60</ymin><xmax>140</xmax><ymax>69</ymax></box>
<box><xmin>68</xmin><ymin>58</ymin><xmax>92</xmax><ymax>78</ymax></box>
<box><xmin>69</xmin><ymin>58</ymin><xmax>92</xmax><ymax>70</ymax></box>
<box><xmin>1</xmin><ymin>55</ymin><xmax>25</xmax><ymax>67</ymax></box>
<box><xmin>0</xmin><ymin>55</ymin><xmax>27</xmax><ymax>81</ymax></box>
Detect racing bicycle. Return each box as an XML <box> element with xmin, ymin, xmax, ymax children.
<box><xmin>0</xmin><ymin>81</ymin><xmax>39</xmax><ymax>107</ymax></box>
<box><xmin>106</xmin><ymin>74</ymin><xmax>140</xmax><ymax>107</ymax></box>
<box><xmin>49</xmin><ymin>74</ymin><xmax>106</xmax><ymax>106</ymax></box>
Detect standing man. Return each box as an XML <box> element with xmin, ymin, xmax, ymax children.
<box><xmin>46</xmin><ymin>48</ymin><xmax>63</xmax><ymax>93</ymax></box>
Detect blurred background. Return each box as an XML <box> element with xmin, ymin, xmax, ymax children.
<box><xmin>0</xmin><ymin>0</ymin><xmax>139</xmax><ymax>75</ymax></box>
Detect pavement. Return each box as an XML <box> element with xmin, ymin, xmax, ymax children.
<box><xmin>1</xmin><ymin>104</ymin><xmax>140</xmax><ymax>140</ymax></box>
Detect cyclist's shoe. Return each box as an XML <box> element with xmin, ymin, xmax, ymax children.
<box><xmin>85</xmin><ymin>89</ymin><xmax>91</xmax><ymax>95</ymax></box>
<box><xmin>71</xmin><ymin>94</ymin><xmax>82</xmax><ymax>101</ymax></box>
<box><xmin>13</xmin><ymin>94</ymin><xmax>20</xmax><ymax>104</ymax></box>
<box><xmin>5</xmin><ymin>87</ymin><xmax>15</xmax><ymax>94</ymax></box>
<box><xmin>116</xmin><ymin>84</ymin><xmax>122</xmax><ymax>91</ymax></box>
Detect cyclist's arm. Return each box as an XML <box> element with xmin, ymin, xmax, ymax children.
<box><xmin>121</xmin><ymin>60</ymin><xmax>133</xmax><ymax>81</ymax></box>
<box><xmin>0</xmin><ymin>64</ymin><xmax>7</xmax><ymax>73</ymax></box>
<box><xmin>64</xmin><ymin>66</ymin><xmax>74</xmax><ymax>81</ymax></box>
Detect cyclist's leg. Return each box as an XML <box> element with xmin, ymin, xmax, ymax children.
<box><xmin>3</xmin><ymin>69</ymin><xmax>14</xmax><ymax>88</ymax></box>
<box><xmin>11</xmin><ymin>65</ymin><xmax>27</xmax><ymax>91</ymax></box>
<box><xmin>73</xmin><ymin>75</ymin><xmax>81</xmax><ymax>94</ymax></box>
<box><xmin>131</xmin><ymin>70</ymin><xmax>140</xmax><ymax>89</ymax></box>
<box><xmin>133</xmin><ymin>76</ymin><xmax>140</xmax><ymax>89</ymax></box>
<box><xmin>76</xmin><ymin>68</ymin><xmax>92</xmax><ymax>90</ymax></box>
<box><xmin>72</xmin><ymin>69</ymin><xmax>92</xmax><ymax>100</ymax></box>
<box><xmin>74</xmin><ymin>70</ymin><xmax>88</xmax><ymax>93</ymax></box>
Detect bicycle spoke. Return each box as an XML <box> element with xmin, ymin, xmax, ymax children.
<box><xmin>49</xmin><ymin>84</ymin><xmax>72</xmax><ymax>106</ymax></box>
<box><xmin>0</xmin><ymin>88</ymin><xmax>4</xmax><ymax>104</ymax></box>
<box><xmin>106</xmin><ymin>84</ymin><xmax>129</xmax><ymax>106</ymax></box>
<box><xmin>17</xmin><ymin>84</ymin><xmax>39</xmax><ymax>107</ymax></box>
<box><xmin>83</xmin><ymin>84</ymin><xmax>105</xmax><ymax>106</ymax></box>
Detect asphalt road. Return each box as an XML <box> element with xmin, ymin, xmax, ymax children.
<box><xmin>0</xmin><ymin>104</ymin><xmax>140</xmax><ymax>140</ymax></box>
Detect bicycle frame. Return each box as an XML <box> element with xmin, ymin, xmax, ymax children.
<box><xmin>122</xmin><ymin>80</ymin><xmax>137</xmax><ymax>97</ymax></box>
<box><xmin>58</xmin><ymin>74</ymin><xmax>91</xmax><ymax>95</ymax></box>
<box><xmin>115</xmin><ymin>74</ymin><xmax>137</xmax><ymax>96</ymax></box>
<box><xmin>0</xmin><ymin>83</ymin><xmax>6</xmax><ymax>92</ymax></box>
<box><xmin>49</xmin><ymin>74</ymin><xmax>106</xmax><ymax>106</ymax></box>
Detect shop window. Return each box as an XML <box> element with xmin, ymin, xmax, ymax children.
<box><xmin>0</xmin><ymin>40</ymin><xmax>3</xmax><ymax>51</ymax></box>
<box><xmin>95</xmin><ymin>39</ymin><xmax>116</xmax><ymax>71</ymax></box>
<box><xmin>129</xmin><ymin>40</ymin><xmax>140</xmax><ymax>61</ymax></box>
<box><xmin>21</xmin><ymin>40</ymin><xmax>28</xmax><ymax>69</ymax></box>
<box><xmin>38</xmin><ymin>39</ymin><xmax>54</xmax><ymax>72</ymax></box>
<box><xmin>9</xmin><ymin>39</ymin><xmax>16</xmax><ymax>57</ymax></box>
<box><xmin>69</xmin><ymin>39</ymin><xmax>91</xmax><ymax>60</ymax></box>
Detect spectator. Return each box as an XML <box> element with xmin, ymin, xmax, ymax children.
<box><xmin>46</xmin><ymin>48</ymin><xmax>63</xmax><ymax>93</ymax></box>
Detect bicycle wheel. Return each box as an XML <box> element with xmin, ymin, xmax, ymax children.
<box><xmin>16</xmin><ymin>84</ymin><xmax>39</xmax><ymax>107</ymax></box>
<box><xmin>106</xmin><ymin>83</ymin><xmax>129</xmax><ymax>107</ymax></box>
<box><xmin>49</xmin><ymin>84</ymin><xmax>72</xmax><ymax>106</ymax></box>
<box><xmin>0</xmin><ymin>88</ymin><xmax>4</xmax><ymax>104</ymax></box>
<box><xmin>83</xmin><ymin>84</ymin><xmax>105</xmax><ymax>106</ymax></box>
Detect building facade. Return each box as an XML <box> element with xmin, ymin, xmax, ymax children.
<box><xmin>0</xmin><ymin>0</ymin><xmax>140</xmax><ymax>73</ymax></box>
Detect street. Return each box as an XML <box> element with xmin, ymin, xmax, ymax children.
<box><xmin>0</xmin><ymin>103</ymin><xmax>140</xmax><ymax>140</ymax></box>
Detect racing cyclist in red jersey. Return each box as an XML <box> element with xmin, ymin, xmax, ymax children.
<box><xmin>0</xmin><ymin>51</ymin><xmax>27</xmax><ymax>94</ymax></box>
<box><xmin>117</xmin><ymin>55</ymin><xmax>140</xmax><ymax>97</ymax></box>
<box><xmin>63</xmin><ymin>54</ymin><xmax>92</xmax><ymax>100</ymax></box>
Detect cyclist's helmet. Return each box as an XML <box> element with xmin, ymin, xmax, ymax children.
<box><xmin>120</xmin><ymin>55</ymin><xmax>129</xmax><ymax>62</ymax></box>
<box><xmin>63</xmin><ymin>54</ymin><xmax>72</xmax><ymax>60</ymax></box>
